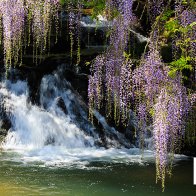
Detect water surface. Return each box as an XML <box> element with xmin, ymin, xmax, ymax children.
<box><xmin>0</xmin><ymin>150</ymin><xmax>195</xmax><ymax>196</ymax></box>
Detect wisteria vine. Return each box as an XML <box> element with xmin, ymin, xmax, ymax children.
<box><xmin>133</xmin><ymin>43</ymin><xmax>190</xmax><ymax>190</ymax></box>
<box><xmin>88</xmin><ymin>0</ymin><xmax>195</xmax><ymax>191</ymax></box>
<box><xmin>67</xmin><ymin>0</ymin><xmax>82</xmax><ymax>65</ymax></box>
<box><xmin>88</xmin><ymin>0</ymin><xmax>134</xmax><ymax>125</ymax></box>
<box><xmin>0</xmin><ymin>0</ymin><xmax>25</xmax><ymax>68</ymax></box>
<box><xmin>0</xmin><ymin>0</ymin><xmax>60</xmax><ymax>67</ymax></box>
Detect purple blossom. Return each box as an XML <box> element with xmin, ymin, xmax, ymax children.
<box><xmin>148</xmin><ymin>0</ymin><xmax>164</xmax><ymax>22</ymax></box>
<box><xmin>0</xmin><ymin>0</ymin><xmax>25</xmax><ymax>66</ymax></box>
<box><xmin>132</xmin><ymin>43</ymin><xmax>190</xmax><ymax>190</ymax></box>
<box><xmin>88</xmin><ymin>0</ymin><xmax>134</xmax><ymax>123</ymax></box>
<box><xmin>0</xmin><ymin>0</ymin><xmax>60</xmax><ymax>66</ymax></box>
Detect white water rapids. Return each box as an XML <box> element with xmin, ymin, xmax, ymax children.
<box><xmin>0</xmin><ymin>69</ymin><xmax>187</xmax><ymax>168</ymax></box>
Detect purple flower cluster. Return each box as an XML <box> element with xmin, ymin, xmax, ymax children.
<box><xmin>119</xmin><ymin>59</ymin><xmax>133</xmax><ymax>123</ymax></box>
<box><xmin>67</xmin><ymin>0</ymin><xmax>82</xmax><ymax>64</ymax></box>
<box><xmin>148</xmin><ymin>0</ymin><xmax>164</xmax><ymax>22</ymax></box>
<box><xmin>109</xmin><ymin>0</ymin><xmax>134</xmax><ymax>56</ymax></box>
<box><xmin>26</xmin><ymin>0</ymin><xmax>60</xmax><ymax>63</ymax></box>
<box><xmin>189</xmin><ymin>93</ymin><xmax>196</xmax><ymax>106</ymax></box>
<box><xmin>0</xmin><ymin>0</ymin><xmax>60</xmax><ymax>67</ymax></box>
<box><xmin>153</xmin><ymin>83</ymin><xmax>189</xmax><ymax>190</ymax></box>
<box><xmin>119</xmin><ymin>0</ymin><xmax>134</xmax><ymax>26</ymax></box>
<box><xmin>0</xmin><ymin>0</ymin><xmax>25</xmax><ymax>67</ymax></box>
<box><xmin>89</xmin><ymin>55</ymin><xmax>105</xmax><ymax>110</ymax></box>
<box><xmin>133</xmin><ymin>43</ymin><xmax>190</xmax><ymax>190</ymax></box>
<box><xmin>88</xmin><ymin>0</ymin><xmax>134</xmax><ymax>123</ymax></box>
<box><xmin>68</xmin><ymin>0</ymin><xmax>75</xmax><ymax>59</ymax></box>
<box><xmin>180</xmin><ymin>9</ymin><xmax>196</xmax><ymax>27</ymax></box>
<box><xmin>179</xmin><ymin>8</ymin><xmax>196</xmax><ymax>70</ymax></box>
<box><xmin>153</xmin><ymin>88</ymin><xmax>169</xmax><ymax>190</ymax></box>
<box><xmin>133</xmin><ymin>45</ymin><xmax>168</xmax><ymax>105</ymax></box>
<box><xmin>137</xmin><ymin>103</ymin><xmax>147</xmax><ymax>147</ymax></box>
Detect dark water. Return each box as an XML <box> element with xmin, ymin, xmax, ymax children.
<box><xmin>0</xmin><ymin>151</ymin><xmax>195</xmax><ymax>196</ymax></box>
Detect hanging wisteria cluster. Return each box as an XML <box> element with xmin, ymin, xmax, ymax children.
<box><xmin>132</xmin><ymin>42</ymin><xmax>190</xmax><ymax>190</ymax></box>
<box><xmin>26</xmin><ymin>0</ymin><xmax>60</xmax><ymax>63</ymax></box>
<box><xmin>0</xmin><ymin>0</ymin><xmax>60</xmax><ymax>67</ymax></box>
<box><xmin>88</xmin><ymin>0</ymin><xmax>134</xmax><ymax>124</ymax></box>
<box><xmin>0</xmin><ymin>0</ymin><xmax>25</xmax><ymax>68</ymax></box>
<box><xmin>67</xmin><ymin>0</ymin><xmax>82</xmax><ymax>65</ymax></box>
<box><xmin>153</xmin><ymin>81</ymin><xmax>189</xmax><ymax>190</ymax></box>
<box><xmin>88</xmin><ymin>0</ymin><xmax>192</xmax><ymax>188</ymax></box>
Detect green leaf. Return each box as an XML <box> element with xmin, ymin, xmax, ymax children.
<box><xmin>164</xmin><ymin>19</ymin><xmax>179</xmax><ymax>34</ymax></box>
<box><xmin>123</xmin><ymin>51</ymin><xmax>131</xmax><ymax>60</ymax></box>
<box><xmin>85</xmin><ymin>61</ymin><xmax>91</xmax><ymax>66</ymax></box>
<box><xmin>189</xmin><ymin>21</ymin><xmax>196</xmax><ymax>27</ymax></box>
<box><xmin>160</xmin><ymin>9</ymin><xmax>174</xmax><ymax>21</ymax></box>
<box><xmin>170</xmin><ymin>56</ymin><xmax>193</xmax><ymax>73</ymax></box>
<box><xmin>168</xmin><ymin>68</ymin><xmax>178</xmax><ymax>78</ymax></box>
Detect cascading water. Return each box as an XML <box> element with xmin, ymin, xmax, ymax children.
<box><xmin>1</xmin><ymin>80</ymin><xmax>95</xmax><ymax>149</ymax></box>
<box><xmin>39</xmin><ymin>66</ymin><xmax>99</xmax><ymax>141</ymax></box>
<box><xmin>0</xmin><ymin>66</ymin><xmax>183</xmax><ymax>167</ymax></box>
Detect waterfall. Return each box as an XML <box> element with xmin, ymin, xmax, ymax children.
<box><xmin>0</xmin><ymin>67</ymin><xmax>158</xmax><ymax>167</ymax></box>
<box><xmin>0</xmin><ymin>80</ymin><xmax>94</xmax><ymax>150</ymax></box>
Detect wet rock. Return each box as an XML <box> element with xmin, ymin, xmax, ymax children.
<box><xmin>0</xmin><ymin>128</ymin><xmax>7</xmax><ymax>137</ymax></box>
<box><xmin>0</xmin><ymin>96</ymin><xmax>11</xmax><ymax>132</ymax></box>
<box><xmin>0</xmin><ymin>116</ymin><xmax>10</xmax><ymax>140</ymax></box>
<box><xmin>56</xmin><ymin>96</ymin><xmax>68</xmax><ymax>115</ymax></box>
<box><xmin>0</xmin><ymin>118</ymin><xmax>11</xmax><ymax>132</ymax></box>
<box><xmin>44</xmin><ymin>136</ymin><xmax>56</xmax><ymax>146</ymax></box>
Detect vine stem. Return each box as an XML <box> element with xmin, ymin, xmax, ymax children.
<box><xmin>138</xmin><ymin>0</ymin><xmax>172</xmax><ymax>67</ymax></box>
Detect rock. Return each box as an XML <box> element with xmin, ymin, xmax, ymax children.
<box><xmin>0</xmin><ymin>118</ymin><xmax>11</xmax><ymax>131</ymax></box>
<box><xmin>44</xmin><ymin>136</ymin><xmax>55</xmax><ymax>146</ymax></box>
<box><xmin>0</xmin><ymin>128</ymin><xmax>7</xmax><ymax>136</ymax></box>
<box><xmin>56</xmin><ymin>96</ymin><xmax>68</xmax><ymax>115</ymax></box>
<box><xmin>0</xmin><ymin>96</ymin><xmax>11</xmax><ymax>132</ymax></box>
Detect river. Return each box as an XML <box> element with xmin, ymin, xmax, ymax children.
<box><xmin>0</xmin><ymin>150</ymin><xmax>195</xmax><ymax>196</ymax></box>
